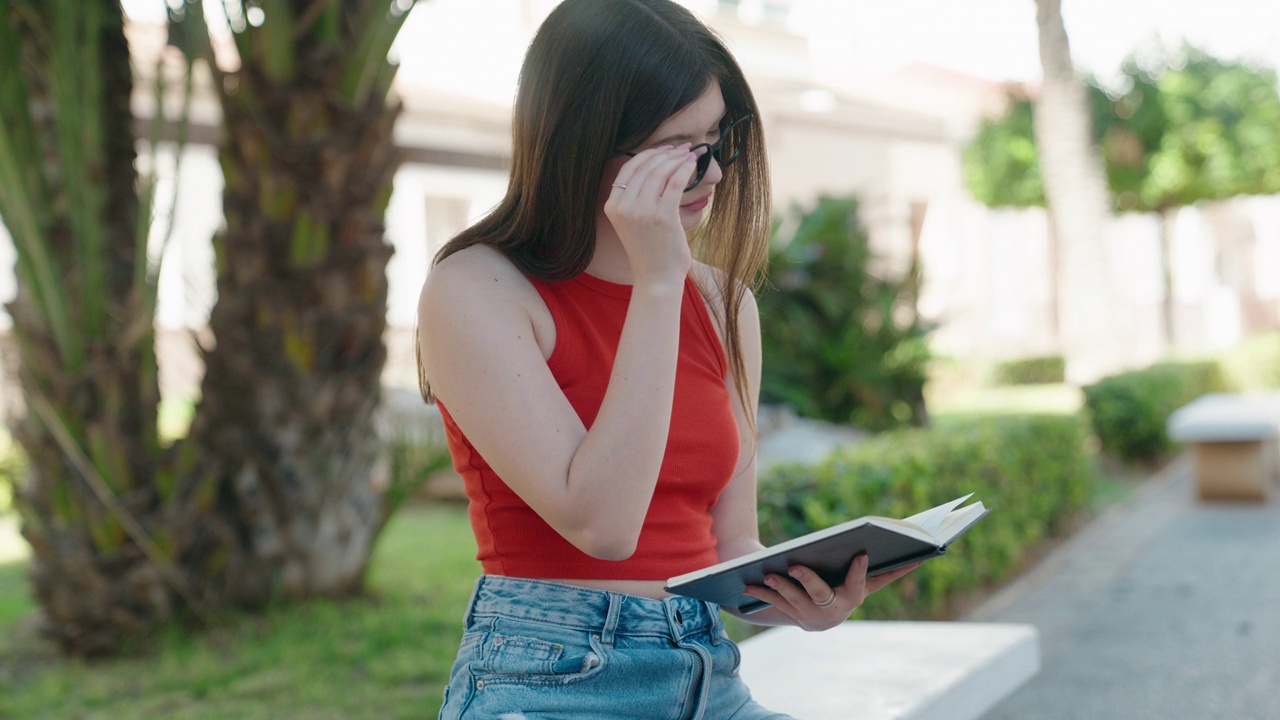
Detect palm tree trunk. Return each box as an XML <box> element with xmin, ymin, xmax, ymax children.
<box><xmin>0</xmin><ymin>0</ymin><xmax>215</xmax><ymax>656</ymax></box>
<box><xmin>186</xmin><ymin>9</ymin><xmax>403</xmax><ymax>601</ymax></box>
<box><xmin>1044</xmin><ymin>206</ymin><xmax>1063</xmax><ymax>346</ymax></box>
<box><xmin>1158</xmin><ymin>207</ymin><xmax>1177</xmax><ymax>351</ymax></box>
<box><xmin>1032</xmin><ymin>0</ymin><xmax>1118</xmax><ymax>382</ymax></box>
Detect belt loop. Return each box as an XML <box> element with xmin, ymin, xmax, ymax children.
<box><xmin>600</xmin><ymin>592</ymin><xmax>622</xmax><ymax>648</ymax></box>
<box><xmin>705</xmin><ymin>601</ymin><xmax>722</xmax><ymax>644</ymax></box>
<box><xmin>462</xmin><ymin>575</ymin><xmax>485</xmax><ymax>628</ymax></box>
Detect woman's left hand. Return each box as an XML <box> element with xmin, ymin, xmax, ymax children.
<box><xmin>742</xmin><ymin>555</ymin><xmax>922</xmax><ymax>632</ymax></box>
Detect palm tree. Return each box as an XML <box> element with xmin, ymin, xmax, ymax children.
<box><xmin>181</xmin><ymin>0</ymin><xmax>416</xmax><ymax>601</ymax></box>
<box><xmin>1032</xmin><ymin>0</ymin><xmax>1119</xmax><ymax>382</ymax></box>
<box><xmin>0</xmin><ymin>0</ymin><xmax>217</xmax><ymax>656</ymax></box>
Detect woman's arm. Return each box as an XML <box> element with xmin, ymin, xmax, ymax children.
<box><xmin>418</xmin><ymin>145</ymin><xmax>699</xmax><ymax>561</ymax></box>
<box><xmin>708</xmin><ymin>283</ymin><xmax>919</xmax><ymax>631</ymax></box>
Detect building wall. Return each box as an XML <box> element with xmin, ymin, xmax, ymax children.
<box><xmin>2</xmin><ymin>1</ymin><xmax>1277</xmax><ymax>403</ymax></box>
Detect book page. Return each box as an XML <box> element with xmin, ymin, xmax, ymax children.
<box><xmin>902</xmin><ymin>494</ymin><xmax>975</xmax><ymax>538</ymax></box>
<box><xmin>936</xmin><ymin>501</ymin><xmax>988</xmax><ymax>544</ymax></box>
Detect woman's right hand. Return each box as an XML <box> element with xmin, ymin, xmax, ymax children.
<box><xmin>602</xmin><ymin>144</ymin><xmax>700</xmax><ymax>283</ymax></box>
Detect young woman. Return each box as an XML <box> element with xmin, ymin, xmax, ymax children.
<box><xmin>417</xmin><ymin>1</ymin><xmax>917</xmax><ymax>717</ymax></box>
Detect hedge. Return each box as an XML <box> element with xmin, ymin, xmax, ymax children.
<box><xmin>1082</xmin><ymin>360</ymin><xmax>1226</xmax><ymax>464</ymax></box>
<box><xmin>757</xmin><ymin>413</ymin><xmax>1094</xmax><ymax>620</ymax></box>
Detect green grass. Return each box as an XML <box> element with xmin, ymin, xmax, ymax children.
<box><xmin>928</xmin><ymin>382</ymin><xmax>1084</xmax><ymax>419</ymax></box>
<box><xmin>0</xmin><ymin>503</ymin><xmax>479</xmax><ymax>720</ymax></box>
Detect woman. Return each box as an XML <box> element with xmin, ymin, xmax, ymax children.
<box><xmin>417</xmin><ymin>1</ymin><xmax>917</xmax><ymax>717</ymax></box>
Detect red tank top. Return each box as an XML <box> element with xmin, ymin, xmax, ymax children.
<box><xmin>437</xmin><ymin>272</ymin><xmax>741</xmax><ymax>579</ymax></box>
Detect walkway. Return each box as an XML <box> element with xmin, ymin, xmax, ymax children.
<box><xmin>969</xmin><ymin>457</ymin><xmax>1280</xmax><ymax>720</ymax></box>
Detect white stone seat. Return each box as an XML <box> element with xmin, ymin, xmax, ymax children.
<box><xmin>736</xmin><ymin>621</ymin><xmax>1040</xmax><ymax>720</ymax></box>
<box><xmin>1166</xmin><ymin>392</ymin><xmax>1280</xmax><ymax>501</ymax></box>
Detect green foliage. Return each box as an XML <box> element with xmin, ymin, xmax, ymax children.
<box><xmin>962</xmin><ymin>94</ymin><xmax>1046</xmax><ymax>208</ymax></box>
<box><xmin>1108</xmin><ymin>47</ymin><xmax>1280</xmax><ymax>211</ymax></box>
<box><xmin>963</xmin><ymin>45</ymin><xmax>1280</xmax><ymax>212</ymax></box>
<box><xmin>381</xmin><ymin>435</ymin><xmax>454</xmax><ymax>530</ymax></box>
<box><xmin>0</xmin><ymin>504</ymin><xmax>479</xmax><ymax>720</ymax></box>
<box><xmin>993</xmin><ymin>355</ymin><xmax>1067</xmax><ymax>386</ymax></box>
<box><xmin>758</xmin><ymin>196</ymin><xmax>932</xmax><ymax>431</ymax></box>
<box><xmin>1082</xmin><ymin>360</ymin><xmax>1227</xmax><ymax>463</ymax></box>
<box><xmin>757</xmin><ymin>413</ymin><xmax>1094</xmax><ymax>619</ymax></box>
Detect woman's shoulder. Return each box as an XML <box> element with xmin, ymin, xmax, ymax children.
<box><xmin>430</xmin><ymin>244</ymin><xmax>522</xmax><ymax>283</ymax></box>
<box><xmin>419</xmin><ymin>245</ymin><xmax>540</xmax><ymax>318</ymax></box>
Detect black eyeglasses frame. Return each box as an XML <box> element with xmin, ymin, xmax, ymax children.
<box><xmin>620</xmin><ymin>113</ymin><xmax>753</xmax><ymax>193</ymax></box>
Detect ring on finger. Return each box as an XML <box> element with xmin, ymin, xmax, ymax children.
<box><xmin>611</xmin><ymin>182</ymin><xmax>627</xmax><ymax>190</ymax></box>
<box><xmin>814</xmin><ymin>591</ymin><xmax>837</xmax><ymax>609</ymax></box>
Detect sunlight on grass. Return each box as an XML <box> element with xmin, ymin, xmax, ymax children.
<box><xmin>0</xmin><ymin>502</ymin><xmax>479</xmax><ymax>720</ymax></box>
<box><xmin>928</xmin><ymin>382</ymin><xmax>1083</xmax><ymax>418</ymax></box>
<box><xmin>158</xmin><ymin>399</ymin><xmax>197</xmax><ymax>443</ymax></box>
<box><xmin>0</xmin><ymin>516</ymin><xmax>27</xmax><ymax>566</ymax></box>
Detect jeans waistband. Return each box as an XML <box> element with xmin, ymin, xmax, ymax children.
<box><xmin>465</xmin><ymin>575</ymin><xmax>721</xmax><ymax>645</ymax></box>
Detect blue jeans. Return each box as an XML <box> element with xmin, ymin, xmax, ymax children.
<box><xmin>439</xmin><ymin>575</ymin><xmax>795</xmax><ymax>719</ymax></box>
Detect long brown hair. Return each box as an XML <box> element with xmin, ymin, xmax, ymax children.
<box><xmin>419</xmin><ymin>0</ymin><xmax>771</xmax><ymax>431</ymax></box>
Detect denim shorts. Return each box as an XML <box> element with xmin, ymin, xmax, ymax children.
<box><xmin>438</xmin><ymin>575</ymin><xmax>795</xmax><ymax>720</ymax></box>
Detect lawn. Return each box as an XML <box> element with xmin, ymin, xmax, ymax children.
<box><xmin>0</xmin><ymin>503</ymin><xmax>479</xmax><ymax>720</ymax></box>
<box><xmin>928</xmin><ymin>381</ymin><xmax>1084</xmax><ymax>419</ymax></box>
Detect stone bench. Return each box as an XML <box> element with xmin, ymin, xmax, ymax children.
<box><xmin>737</xmin><ymin>621</ymin><xmax>1040</xmax><ymax>720</ymax></box>
<box><xmin>1166</xmin><ymin>392</ymin><xmax>1280</xmax><ymax>501</ymax></box>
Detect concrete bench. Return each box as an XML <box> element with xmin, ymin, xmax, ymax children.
<box><xmin>1166</xmin><ymin>392</ymin><xmax>1280</xmax><ymax>501</ymax></box>
<box><xmin>737</xmin><ymin>621</ymin><xmax>1039</xmax><ymax>720</ymax></box>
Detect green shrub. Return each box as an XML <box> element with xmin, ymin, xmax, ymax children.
<box><xmin>758</xmin><ymin>196</ymin><xmax>933</xmax><ymax>431</ymax></box>
<box><xmin>382</xmin><ymin>433</ymin><xmax>453</xmax><ymax>523</ymax></box>
<box><xmin>757</xmin><ymin>413</ymin><xmax>1094</xmax><ymax>620</ymax></box>
<box><xmin>993</xmin><ymin>355</ymin><xmax>1066</xmax><ymax>386</ymax></box>
<box><xmin>1082</xmin><ymin>360</ymin><xmax>1226</xmax><ymax>464</ymax></box>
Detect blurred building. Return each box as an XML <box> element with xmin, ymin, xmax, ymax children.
<box><xmin>0</xmin><ymin>0</ymin><xmax>1277</xmax><ymax>401</ymax></box>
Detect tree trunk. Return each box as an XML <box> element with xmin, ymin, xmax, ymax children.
<box><xmin>1</xmin><ymin>0</ymin><xmax>219</xmax><ymax>656</ymax></box>
<box><xmin>186</xmin><ymin>26</ymin><xmax>402</xmax><ymax>602</ymax></box>
<box><xmin>1158</xmin><ymin>207</ymin><xmax>1177</xmax><ymax>351</ymax></box>
<box><xmin>1044</xmin><ymin>206</ymin><xmax>1063</xmax><ymax>348</ymax></box>
<box><xmin>1032</xmin><ymin>0</ymin><xmax>1118</xmax><ymax>382</ymax></box>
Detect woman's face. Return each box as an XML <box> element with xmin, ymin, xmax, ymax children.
<box><xmin>605</xmin><ymin>82</ymin><xmax>728</xmax><ymax>232</ymax></box>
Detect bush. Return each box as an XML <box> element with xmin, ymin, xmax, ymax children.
<box><xmin>993</xmin><ymin>355</ymin><xmax>1066</xmax><ymax>386</ymax></box>
<box><xmin>757</xmin><ymin>413</ymin><xmax>1094</xmax><ymax>619</ymax></box>
<box><xmin>758</xmin><ymin>196</ymin><xmax>933</xmax><ymax>432</ymax></box>
<box><xmin>1082</xmin><ymin>360</ymin><xmax>1226</xmax><ymax>464</ymax></box>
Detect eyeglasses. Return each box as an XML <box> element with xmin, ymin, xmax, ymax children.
<box><xmin>622</xmin><ymin>113</ymin><xmax>753</xmax><ymax>192</ymax></box>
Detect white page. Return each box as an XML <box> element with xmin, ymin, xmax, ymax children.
<box><xmin>937</xmin><ymin>502</ymin><xmax>988</xmax><ymax>544</ymax></box>
<box><xmin>902</xmin><ymin>493</ymin><xmax>975</xmax><ymax>538</ymax></box>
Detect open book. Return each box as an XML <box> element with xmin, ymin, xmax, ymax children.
<box><xmin>665</xmin><ymin>494</ymin><xmax>990</xmax><ymax>614</ymax></box>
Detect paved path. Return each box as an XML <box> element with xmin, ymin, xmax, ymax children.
<box><xmin>969</xmin><ymin>457</ymin><xmax>1280</xmax><ymax>720</ymax></box>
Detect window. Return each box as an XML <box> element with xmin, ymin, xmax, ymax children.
<box><xmin>719</xmin><ymin>0</ymin><xmax>792</xmax><ymax>27</ymax></box>
<box><xmin>424</xmin><ymin>196</ymin><xmax>471</xmax><ymax>258</ymax></box>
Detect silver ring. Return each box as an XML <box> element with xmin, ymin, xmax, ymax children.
<box><xmin>814</xmin><ymin>592</ymin><xmax>837</xmax><ymax>609</ymax></box>
<box><xmin>612</xmin><ymin>182</ymin><xmax>627</xmax><ymax>190</ymax></box>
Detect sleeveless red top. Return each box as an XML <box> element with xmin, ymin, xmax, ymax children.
<box><xmin>437</xmin><ymin>272</ymin><xmax>741</xmax><ymax>579</ymax></box>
